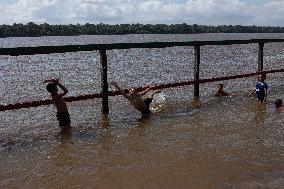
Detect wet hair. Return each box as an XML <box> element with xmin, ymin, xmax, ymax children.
<box><xmin>275</xmin><ymin>99</ymin><xmax>283</xmax><ymax>108</ymax></box>
<box><xmin>46</xmin><ymin>83</ymin><xmax>57</xmax><ymax>93</ymax></box>
<box><xmin>259</xmin><ymin>74</ymin><xmax>266</xmax><ymax>80</ymax></box>
<box><xmin>217</xmin><ymin>83</ymin><xmax>224</xmax><ymax>88</ymax></box>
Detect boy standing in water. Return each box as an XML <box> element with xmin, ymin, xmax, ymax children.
<box><xmin>110</xmin><ymin>82</ymin><xmax>161</xmax><ymax>114</ymax></box>
<box><xmin>249</xmin><ymin>74</ymin><xmax>268</xmax><ymax>103</ymax></box>
<box><xmin>44</xmin><ymin>78</ymin><xmax>71</xmax><ymax>132</ymax></box>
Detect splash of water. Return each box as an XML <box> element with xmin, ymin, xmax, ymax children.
<box><xmin>151</xmin><ymin>92</ymin><xmax>166</xmax><ymax>112</ymax></box>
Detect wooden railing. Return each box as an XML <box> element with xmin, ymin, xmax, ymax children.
<box><xmin>1</xmin><ymin>39</ymin><xmax>284</xmax><ymax>113</ymax></box>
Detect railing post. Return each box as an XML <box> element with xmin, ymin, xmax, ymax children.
<box><xmin>194</xmin><ymin>45</ymin><xmax>200</xmax><ymax>98</ymax></box>
<box><xmin>258</xmin><ymin>42</ymin><xmax>264</xmax><ymax>71</ymax></box>
<box><xmin>99</xmin><ymin>50</ymin><xmax>109</xmax><ymax>114</ymax></box>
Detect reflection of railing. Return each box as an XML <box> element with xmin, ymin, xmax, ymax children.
<box><xmin>1</xmin><ymin>39</ymin><xmax>284</xmax><ymax>113</ymax></box>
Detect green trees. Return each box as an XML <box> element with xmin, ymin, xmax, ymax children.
<box><xmin>0</xmin><ymin>22</ymin><xmax>283</xmax><ymax>37</ymax></box>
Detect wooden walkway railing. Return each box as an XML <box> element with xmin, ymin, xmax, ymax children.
<box><xmin>0</xmin><ymin>39</ymin><xmax>284</xmax><ymax>113</ymax></box>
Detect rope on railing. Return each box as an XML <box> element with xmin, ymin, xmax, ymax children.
<box><xmin>1</xmin><ymin>68</ymin><xmax>283</xmax><ymax>111</ymax></box>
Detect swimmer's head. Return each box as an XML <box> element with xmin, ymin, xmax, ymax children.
<box><xmin>275</xmin><ymin>99</ymin><xmax>283</xmax><ymax>108</ymax></box>
<box><xmin>258</xmin><ymin>74</ymin><xmax>266</xmax><ymax>82</ymax></box>
<box><xmin>217</xmin><ymin>83</ymin><xmax>224</xmax><ymax>90</ymax></box>
<box><xmin>46</xmin><ymin>83</ymin><xmax>58</xmax><ymax>93</ymax></box>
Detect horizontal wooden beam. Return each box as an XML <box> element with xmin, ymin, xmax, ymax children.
<box><xmin>0</xmin><ymin>39</ymin><xmax>283</xmax><ymax>56</ymax></box>
<box><xmin>1</xmin><ymin>68</ymin><xmax>284</xmax><ymax>111</ymax></box>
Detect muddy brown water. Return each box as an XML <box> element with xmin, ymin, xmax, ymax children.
<box><xmin>0</xmin><ymin>33</ymin><xmax>284</xmax><ymax>188</ymax></box>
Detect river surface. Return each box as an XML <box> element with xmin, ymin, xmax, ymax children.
<box><xmin>0</xmin><ymin>33</ymin><xmax>284</xmax><ymax>188</ymax></box>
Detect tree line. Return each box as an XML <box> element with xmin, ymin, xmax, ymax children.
<box><xmin>0</xmin><ymin>22</ymin><xmax>283</xmax><ymax>37</ymax></box>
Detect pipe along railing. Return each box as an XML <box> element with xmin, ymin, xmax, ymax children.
<box><xmin>0</xmin><ymin>39</ymin><xmax>284</xmax><ymax>113</ymax></box>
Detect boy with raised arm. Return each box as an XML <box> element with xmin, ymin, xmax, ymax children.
<box><xmin>249</xmin><ymin>74</ymin><xmax>268</xmax><ymax>103</ymax></box>
<box><xmin>110</xmin><ymin>82</ymin><xmax>161</xmax><ymax>114</ymax></box>
<box><xmin>44</xmin><ymin>78</ymin><xmax>71</xmax><ymax>131</ymax></box>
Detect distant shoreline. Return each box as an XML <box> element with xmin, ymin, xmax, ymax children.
<box><xmin>1</xmin><ymin>23</ymin><xmax>284</xmax><ymax>38</ymax></box>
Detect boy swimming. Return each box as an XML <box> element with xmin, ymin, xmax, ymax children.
<box><xmin>215</xmin><ymin>83</ymin><xmax>229</xmax><ymax>97</ymax></box>
<box><xmin>110</xmin><ymin>82</ymin><xmax>161</xmax><ymax>114</ymax></box>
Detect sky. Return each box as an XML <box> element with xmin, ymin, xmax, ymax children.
<box><xmin>0</xmin><ymin>0</ymin><xmax>283</xmax><ymax>26</ymax></box>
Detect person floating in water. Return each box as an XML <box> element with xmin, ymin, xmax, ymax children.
<box><xmin>249</xmin><ymin>74</ymin><xmax>268</xmax><ymax>103</ymax></box>
<box><xmin>110</xmin><ymin>82</ymin><xmax>161</xmax><ymax>114</ymax></box>
<box><xmin>44</xmin><ymin>78</ymin><xmax>71</xmax><ymax>132</ymax></box>
<box><xmin>215</xmin><ymin>83</ymin><xmax>229</xmax><ymax>97</ymax></box>
<box><xmin>275</xmin><ymin>99</ymin><xmax>283</xmax><ymax>111</ymax></box>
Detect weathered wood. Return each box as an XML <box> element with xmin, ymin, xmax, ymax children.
<box><xmin>258</xmin><ymin>42</ymin><xmax>264</xmax><ymax>71</ymax></box>
<box><xmin>100</xmin><ymin>50</ymin><xmax>109</xmax><ymax>114</ymax></box>
<box><xmin>194</xmin><ymin>46</ymin><xmax>201</xmax><ymax>98</ymax></box>
<box><xmin>0</xmin><ymin>39</ymin><xmax>284</xmax><ymax>56</ymax></box>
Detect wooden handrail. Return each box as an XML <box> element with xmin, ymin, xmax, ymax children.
<box><xmin>0</xmin><ymin>39</ymin><xmax>284</xmax><ymax>56</ymax></box>
<box><xmin>1</xmin><ymin>69</ymin><xmax>284</xmax><ymax>112</ymax></box>
<box><xmin>1</xmin><ymin>38</ymin><xmax>283</xmax><ymax>113</ymax></box>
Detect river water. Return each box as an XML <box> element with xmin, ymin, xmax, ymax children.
<box><xmin>0</xmin><ymin>33</ymin><xmax>284</xmax><ymax>188</ymax></box>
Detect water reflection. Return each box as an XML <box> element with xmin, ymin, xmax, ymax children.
<box><xmin>100</xmin><ymin>114</ymin><xmax>110</xmax><ymax>129</ymax></box>
<box><xmin>191</xmin><ymin>97</ymin><xmax>201</xmax><ymax>109</ymax></box>
<box><xmin>251</xmin><ymin>101</ymin><xmax>267</xmax><ymax>127</ymax></box>
<box><xmin>59</xmin><ymin>127</ymin><xmax>72</xmax><ymax>143</ymax></box>
<box><xmin>51</xmin><ymin>129</ymin><xmax>75</xmax><ymax>168</ymax></box>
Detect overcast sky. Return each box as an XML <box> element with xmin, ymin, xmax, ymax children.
<box><xmin>0</xmin><ymin>0</ymin><xmax>283</xmax><ymax>26</ymax></box>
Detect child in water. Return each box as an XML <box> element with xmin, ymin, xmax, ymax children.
<box><xmin>44</xmin><ymin>78</ymin><xmax>70</xmax><ymax>132</ymax></box>
<box><xmin>110</xmin><ymin>81</ymin><xmax>161</xmax><ymax>114</ymax></box>
<box><xmin>215</xmin><ymin>83</ymin><xmax>229</xmax><ymax>97</ymax></box>
<box><xmin>275</xmin><ymin>99</ymin><xmax>283</xmax><ymax>111</ymax></box>
<box><xmin>249</xmin><ymin>74</ymin><xmax>268</xmax><ymax>103</ymax></box>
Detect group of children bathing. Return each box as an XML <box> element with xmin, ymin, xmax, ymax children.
<box><xmin>44</xmin><ymin>74</ymin><xmax>283</xmax><ymax>133</ymax></box>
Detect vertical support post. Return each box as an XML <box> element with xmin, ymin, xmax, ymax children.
<box><xmin>99</xmin><ymin>50</ymin><xmax>109</xmax><ymax>114</ymax></box>
<box><xmin>258</xmin><ymin>42</ymin><xmax>264</xmax><ymax>71</ymax></box>
<box><xmin>194</xmin><ymin>45</ymin><xmax>200</xmax><ymax>98</ymax></box>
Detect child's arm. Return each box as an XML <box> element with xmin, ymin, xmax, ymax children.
<box><xmin>110</xmin><ymin>82</ymin><xmax>130</xmax><ymax>100</ymax></box>
<box><xmin>138</xmin><ymin>87</ymin><xmax>151</xmax><ymax>96</ymax></box>
<box><xmin>45</xmin><ymin>78</ymin><xmax>68</xmax><ymax>98</ymax></box>
<box><xmin>263</xmin><ymin>88</ymin><xmax>268</xmax><ymax>102</ymax></box>
<box><xmin>44</xmin><ymin>78</ymin><xmax>55</xmax><ymax>83</ymax></box>
<box><xmin>56</xmin><ymin>81</ymin><xmax>68</xmax><ymax>97</ymax></box>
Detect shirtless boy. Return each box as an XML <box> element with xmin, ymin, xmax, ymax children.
<box><xmin>110</xmin><ymin>82</ymin><xmax>161</xmax><ymax>114</ymax></box>
<box><xmin>215</xmin><ymin>83</ymin><xmax>229</xmax><ymax>97</ymax></box>
<box><xmin>44</xmin><ymin>78</ymin><xmax>70</xmax><ymax>131</ymax></box>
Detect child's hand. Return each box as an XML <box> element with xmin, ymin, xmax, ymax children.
<box><xmin>44</xmin><ymin>77</ymin><xmax>59</xmax><ymax>83</ymax></box>
<box><xmin>155</xmin><ymin>89</ymin><xmax>162</xmax><ymax>93</ymax></box>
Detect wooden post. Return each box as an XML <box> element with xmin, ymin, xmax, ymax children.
<box><xmin>194</xmin><ymin>46</ymin><xmax>200</xmax><ymax>98</ymax></box>
<box><xmin>99</xmin><ymin>50</ymin><xmax>109</xmax><ymax>114</ymax></box>
<box><xmin>258</xmin><ymin>42</ymin><xmax>264</xmax><ymax>71</ymax></box>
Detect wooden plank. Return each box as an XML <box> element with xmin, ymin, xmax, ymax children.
<box><xmin>194</xmin><ymin>46</ymin><xmax>200</xmax><ymax>98</ymax></box>
<box><xmin>258</xmin><ymin>42</ymin><xmax>264</xmax><ymax>71</ymax></box>
<box><xmin>3</xmin><ymin>69</ymin><xmax>284</xmax><ymax>111</ymax></box>
<box><xmin>0</xmin><ymin>39</ymin><xmax>283</xmax><ymax>56</ymax></box>
<box><xmin>100</xmin><ymin>50</ymin><xmax>109</xmax><ymax>114</ymax></box>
